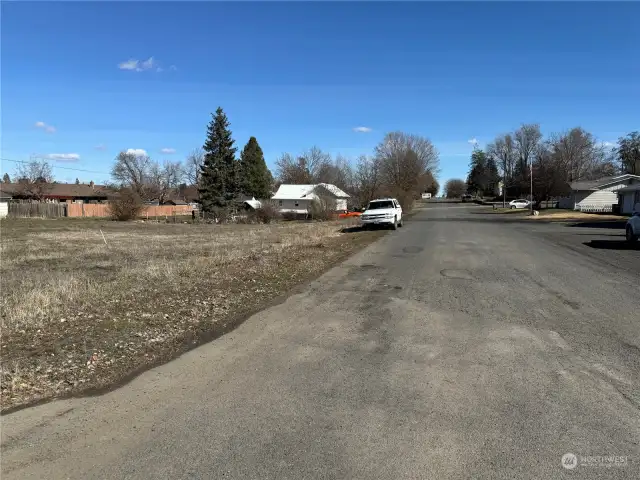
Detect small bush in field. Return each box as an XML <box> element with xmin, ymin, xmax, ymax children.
<box><xmin>282</xmin><ymin>211</ymin><xmax>298</xmax><ymax>221</ymax></box>
<box><xmin>308</xmin><ymin>195</ymin><xmax>334</xmax><ymax>221</ymax></box>
<box><xmin>255</xmin><ymin>204</ymin><xmax>280</xmax><ymax>224</ymax></box>
<box><xmin>108</xmin><ymin>189</ymin><xmax>144</xmax><ymax>221</ymax></box>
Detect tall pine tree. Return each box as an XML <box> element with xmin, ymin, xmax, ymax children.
<box><xmin>466</xmin><ymin>149</ymin><xmax>489</xmax><ymax>196</ymax></box>
<box><xmin>199</xmin><ymin>107</ymin><xmax>238</xmax><ymax>210</ymax></box>
<box><xmin>239</xmin><ymin>137</ymin><xmax>273</xmax><ymax>199</ymax></box>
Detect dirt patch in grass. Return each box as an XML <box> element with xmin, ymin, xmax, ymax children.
<box><xmin>1</xmin><ymin>217</ymin><xmax>385</xmax><ymax>412</ymax></box>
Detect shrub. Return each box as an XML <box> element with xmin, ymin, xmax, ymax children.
<box><xmin>255</xmin><ymin>204</ymin><xmax>280</xmax><ymax>224</ymax></box>
<box><xmin>392</xmin><ymin>190</ymin><xmax>415</xmax><ymax>213</ymax></box>
<box><xmin>282</xmin><ymin>211</ymin><xmax>298</xmax><ymax>221</ymax></box>
<box><xmin>308</xmin><ymin>194</ymin><xmax>335</xmax><ymax>221</ymax></box>
<box><xmin>108</xmin><ymin>188</ymin><xmax>144</xmax><ymax>221</ymax></box>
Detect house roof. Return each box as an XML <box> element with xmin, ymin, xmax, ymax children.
<box><xmin>0</xmin><ymin>182</ymin><xmax>112</xmax><ymax>198</ymax></box>
<box><xmin>271</xmin><ymin>183</ymin><xmax>350</xmax><ymax>200</ymax></box>
<box><xmin>316</xmin><ymin>183</ymin><xmax>350</xmax><ymax>198</ymax></box>
<box><xmin>618</xmin><ymin>184</ymin><xmax>640</xmax><ymax>193</ymax></box>
<box><xmin>570</xmin><ymin>174</ymin><xmax>640</xmax><ymax>191</ymax></box>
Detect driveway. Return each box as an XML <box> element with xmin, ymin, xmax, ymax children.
<box><xmin>2</xmin><ymin>205</ymin><xmax>639</xmax><ymax>479</ymax></box>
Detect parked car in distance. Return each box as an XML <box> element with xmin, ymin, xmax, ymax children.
<box><xmin>626</xmin><ymin>203</ymin><xmax>640</xmax><ymax>243</ymax></box>
<box><xmin>361</xmin><ymin>198</ymin><xmax>403</xmax><ymax>230</ymax></box>
<box><xmin>509</xmin><ymin>199</ymin><xmax>531</xmax><ymax>209</ymax></box>
<box><xmin>461</xmin><ymin>194</ymin><xmax>473</xmax><ymax>202</ymax></box>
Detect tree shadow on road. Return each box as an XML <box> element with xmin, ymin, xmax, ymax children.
<box><xmin>568</xmin><ymin>220</ymin><xmax>626</xmax><ymax>229</ymax></box>
<box><xmin>584</xmin><ymin>240</ymin><xmax>639</xmax><ymax>250</ymax></box>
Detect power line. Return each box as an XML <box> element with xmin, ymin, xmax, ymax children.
<box><xmin>0</xmin><ymin>157</ymin><xmax>111</xmax><ymax>175</ymax></box>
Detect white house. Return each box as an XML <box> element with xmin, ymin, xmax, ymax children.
<box><xmin>558</xmin><ymin>174</ymin><xmax>640</xmax><ymax>212</ymax></box>
<box><xmin>617</xmin><ymin>184</ymin><xmax>640</xmax><ymax>215</ymax></box>
<box><xmin>271</xmin><ymin>183</ymin><xmax>350</xmax><ymax>215</ymax></box>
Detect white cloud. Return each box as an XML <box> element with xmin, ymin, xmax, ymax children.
<box><xmin>141</xmin><ymin>57</ymin><xmax>155</xmax><ymax>70</ymax></box>
<box><xmin>169</xmin><ymin>65</ymin><xmax>177</xmax><ymax>71</ymax></box>
<box><xmin>118</xmin><ymin>59</ymin><xmax>139</xmax><ymax>70</ymax></box>
<box><xmin>118</xmin><ymin>57</ymin><xmax>160</xmax><ymax>72</ymax></box>
<box><xmin>126</xmin><ymin>148</ymin><xmax>148</xmax><ymax>156</ymax></box>
<box><xmin>467</xmin><ymin>138</ymin><xmax>478</xmax><ymax>146</ymax></box>
<box><xmin>601</xmin><ymin>141</ymin><xmax>615</xmax><ymax>148</ymax></box>
<box><xmin>35</xmin><ymin>121</ymin><xmax>56</xmax><ymax>133</ymax></box>
<box><xmin>353</xmin><ymin>126</ymin><xmax>372</xmax><ymax>133</ymax></box>
<box><xmin>45</xmin><ymin>153</ymin><xmax>80</xmax><ymax>162</ymax></box>
<box><xmin>95</xmin><ymin>144</ymin><xmax>107</xmax><ymax>151</ymax></box>
<box><xmin>160</xmin><ymin>147</ymin><xmax>176</xmax><ymax>154</ymax></box>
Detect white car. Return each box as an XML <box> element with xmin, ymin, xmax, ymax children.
<box><xmin>509</xmin><ymin>199</ymin><xmax>531</xmax><ymax>209</ymax></box>
<box><xmin>626</xmin><ymin>203</ymin><xmax>640</xmax><ymax>243</ymax></box>
<box><xmin>361</xmin><ymin>198</ymin><xmax>403</xmax><ymax>230</ymax></box>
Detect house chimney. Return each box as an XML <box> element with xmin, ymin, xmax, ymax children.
<box><xmin>89</xmin><ymin>180</ymin><xmax>95</xmax><ymax>189</ymax></box>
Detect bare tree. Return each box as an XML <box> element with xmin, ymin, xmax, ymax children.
<box><xmin>111</xmin><ymin>151</ymin><xmax>183</xmax><ymax>202</ymax></box>
<box><xmin>275</xmin><ymin>152</ymin><xmax>313</xmax><ymax>184</ymax></box>
<box><xmin>548</xmin><ymin>127</ymin><xmax>604</xmax><ymax>182</ymax></box>
<box><xmin>149</xmin><ymin>160</ymin><xmax>184</xmax><ymax>203</ymax></box>
<box><xmin>531</xmin><ymin>143</ymin><xmax>570</xmax><ymax>208</ymax></box>
<box><xmin>374</xmin><ymin>132</ymin><xmax>439</xmax><ymax>205</ymax></box>
<box><xmin>487</xmin><ymin>133</ymin><xmax>517</xmax><ymax>185</ymax></box>
<box><xmin>184</xmin><ymin>148</ymin><xmax>204</xmax><ymax>185</ymax></box>
<box><xmin>299</xmin><ymin>146</ymin><xmax>332</xmax><ymax>181</ymax></box>
<box><xmin>444</xmin><ymin>179</ymin><xmax>466</xmax><ymax>198</ymax></box>
<box><xmin>514</xmin><ymin>124</ymin><xmax>542</xmax><ymax>172</ymax></box>
<box><xmin>112</xmin><ymin>152</ymin><xmax>154</xmax><ymax>198</ymax></box>
<box><xmin>353</xmin><ymin>155</ymin><xmax>383</xmax><ymax>207</ymax></box>
<box><xmin>616</xmin><ymin>131</ymin><xmax>640</xmax><ymax>175</ymax></box>
<box><xmin>14</xmin><ymin>159</ymin><xmax>54</xmax><ymax>200</ymax></box>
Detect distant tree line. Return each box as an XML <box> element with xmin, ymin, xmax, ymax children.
<box><xmin>274</xmin><ymin>132</ymin><xmax>440</xmax><ymax>210</ymax></box>
<box><xmin>464</xmin><ymin>125</ymin><xmax>640</xmax><ymax>207</ymax></box>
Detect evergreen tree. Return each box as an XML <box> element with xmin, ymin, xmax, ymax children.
<box><xmin>484</xmin><ymin>157</ymin><xmax>500</xmax><ymax>197</ymax></box>
<box><xmin>239</xmin><ymin>137</ymin><xmax>273</xmax><ymax>199</ymax></box>
<box><xmin>198</xmin><ymin>107</ymin><xmax>237</xmax><ymax>210</ymax></box>
<box><xmin>2</xmin><ymin>173</ymin><xmax>10</xmax><ymax>183</ymax></box>
<box><xmin>466</xmin><ymin>149</ymin><xmax>489</xmax><ymax>196</ymax></box>
<box><xmin>75</xmin><ymin>177</ymin><xmax>80</xmax><ymax>184</ymax></box>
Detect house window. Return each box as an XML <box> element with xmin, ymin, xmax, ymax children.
<box><xmin>278</xmin><ymin>200</ymin><xmax>283</xmax><ymax>206</ymax></box>
<box><xmin>294</xmin><ymin>202</ymin><xmax>299</xmax><ymax>207</ymax></box>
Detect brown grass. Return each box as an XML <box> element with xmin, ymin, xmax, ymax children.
<box><xmin>526</xmin><ymin>210</ymin><xmax>627</xmax><ymax>221</ymax></box>
<box><xmin>0</xmin><ymin>216</ymin><xmax>380</xmax><ymax>411</ymax></box>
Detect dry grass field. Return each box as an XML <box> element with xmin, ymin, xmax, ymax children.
<box><xmin>0</xmin><ymin>217</ymin><xmax>383</xmax><ymax>411</ymax></box>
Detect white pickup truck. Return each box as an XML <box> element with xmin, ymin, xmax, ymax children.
<box><xmin>361</xmin><ymin>198</ymin><xmax>403</xmax><ymax>230</ymax></box>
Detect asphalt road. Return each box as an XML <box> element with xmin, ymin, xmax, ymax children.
<box><xmin>3</xmin><ymin>205</ymin><xmax>639</xmax><ymax>479</ymax></box>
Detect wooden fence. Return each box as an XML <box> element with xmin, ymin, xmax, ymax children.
<box><xmin>6</xmin><ymin>202</ymin><xmax>194</xmax><ymax>219</ymax></box>
<box><xmin>67</xmin><ymin>203</ymin><xmax>194</xmax><ymax>218</ymax></box>
<box><xmin>8</xmin><ymin>202</ymin><xmax>67</xmax><ymax>218</ymax></box>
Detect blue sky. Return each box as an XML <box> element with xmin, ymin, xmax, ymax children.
<box><xmin>2</xmin><ymin>1</ymin><xmax>639</xmax><ymax>187</ymax></box>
